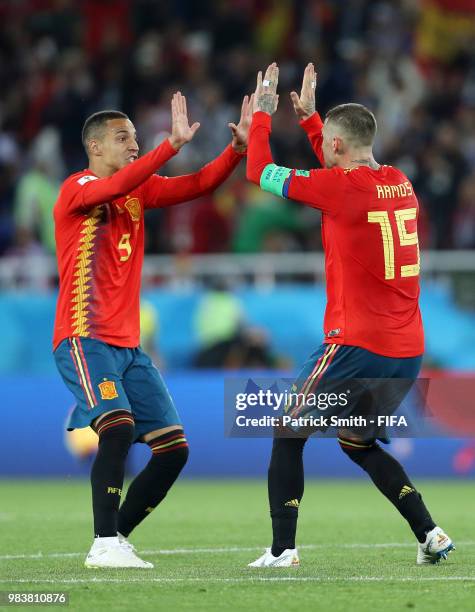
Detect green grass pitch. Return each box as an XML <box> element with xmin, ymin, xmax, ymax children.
<box><xmin>0</xmin><ymin>479</ymin><xmax>474</xmax><ymax>611</ymax></box>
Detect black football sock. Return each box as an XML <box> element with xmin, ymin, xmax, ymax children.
<box><xmin>90</xmin><ymin>411</ymin><xmax>135</xmax><ymax>537</ymax></box>
<box><xmin>118</xmin><ymin>429</ymin><xmax>189</xmax><ymax>537</ymax></box>
<box><xmin>339</xmin><ymin>437</ymin><xmax>436</xmax><ymax>542</ymax></box>
<box><xmin>268</xmin><ymin>436</ymin><xmax>307</xmax><ymax>557</ymax></box>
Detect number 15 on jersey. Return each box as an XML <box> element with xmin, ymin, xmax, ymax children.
<box><xmin>368</xmin><ymin>208</ymin><xmax>420</xmax><ymax>280</ymax></box>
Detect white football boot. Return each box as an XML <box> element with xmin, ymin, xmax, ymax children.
<box><xmin>84</xmin><ymin>536</ymin><xmax>153</xmax><ymax>568</ymax></box>
<box><xmin>117</xmin><ymin>532</ymin><xmax>137</xmax><ymax>552</ymax></box>
<box><xmin>417</xmin><ymin>526</ymin><xmax>455</xmax><ymax>565</ymax></box>
<box><xmin>248</xmin><ymin>547</ymin><xmax>300</xmax><ymax>568</ymax></box>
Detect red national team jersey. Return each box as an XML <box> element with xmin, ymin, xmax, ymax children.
<box><xmin>53</xmin><ymin>140</ymin><xmax>244</xmax><ymax>349</ymax></box>
<box><xmin>247</xmin><ymin>112</ymin><xmax>424</xmax><ymax>358</ymax></box>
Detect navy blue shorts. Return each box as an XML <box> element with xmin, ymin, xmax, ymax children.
<box><xmin>54</xmin><ymin>337</ymin><xmax>181</xmax><ymax>442</ymax></box>
<box><xmin>283</xmin><ymin>343</ymin><xmax>422</xmax><ymax>437</ymax></box>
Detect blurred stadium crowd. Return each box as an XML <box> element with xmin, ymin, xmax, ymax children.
<box><xmin>0</xmin><ymin>0</ymin><xmax>475</xmax><ymax>259</ymax></box>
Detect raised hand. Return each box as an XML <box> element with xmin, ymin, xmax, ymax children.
<box><xmin>253</xmin><ymin>63</ymin><xmax>279</xmax><ymax>116</ymax></box>
<box><xmin>228</xmin><ymin>94</ymin><xmax>254</xmax><ymax>153</ymax></box>
<box><xmin>290</xmin><ymin>63</ymin><xmax>317</xmax><ymax>121</ymax></box>
<box><xmin>169</xmin><ymin>92</ymin><xmax>200</xmax><ymax>151</ymax></box>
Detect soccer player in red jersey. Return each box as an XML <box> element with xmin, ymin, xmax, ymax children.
<box><xmin>54</xmin><ymin>92</ymin><xmax>253</xmax><ymax>568</ymax></box>
<box><xmin>246</xmin><ymin>64</ymin><xmax>454</xmax><ymax>568</ymax></box>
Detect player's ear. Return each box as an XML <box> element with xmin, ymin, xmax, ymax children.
<box><xmin>88</xmin><ymin>139</ymin><xmax>102</xmax><ymax>157</ymax></box>
<box><xmin>333</xmin><ymin>136</ymin><xmax>345</xmax><ymax>155</ymax></box>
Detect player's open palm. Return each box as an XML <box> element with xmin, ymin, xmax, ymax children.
<box><xmin>170</xmin><ymin>92</ymin><xmax>200</xmax><ymax>150</ymax></box>
<box><xmin>290</xmin><ymin>63</ymin><xmax>317</xmax><ymax>121</ymax></box>
<box><xmin>228</xmin><ymin>94</ymin><xmax>253</xmax><ymax>153</ymax></box>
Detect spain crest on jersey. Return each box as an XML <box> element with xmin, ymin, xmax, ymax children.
<box><xmin>98</xmin><ymin>380</ymin><xmax>119</xmax><ymax>400</ymax></box>
<box><xmin>125</xmin><ymin>197</ymin><xmax>141</xmax><ymax>221</ymax></box>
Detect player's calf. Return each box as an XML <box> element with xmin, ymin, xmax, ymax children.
<box><xmin>265</xmin><ymin>436</ymin><xmax>306</xmax><ymax>559</ymax></box>
<box><xmin>338</xmin><ymin>434</ymin><xmax>437</xmax><ymax>545</ymax></box>
<box><xmin>90</xmin><ymin>409</ymin><xmax>135</xmax><ymax>538</ymax></box>
<box><xmin>249</xmin><ymin>435</ymin><xmax>314</xmax><ymax>568</ymax></box>
<box><xmin>118</xmin><ymin>428</ymin><xmax>189</xmax><ymax>537</ymax></box>
<box><xmin>83</xmin><ymin>409</ymin><xmax>136</xmax><ymax>568</ymax></box>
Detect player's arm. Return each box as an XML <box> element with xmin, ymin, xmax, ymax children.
<box><xmin>246</xmin><ymin>65</ymin><xmax>341</xmax><ymax>214</ymax></box>
<box><xmin>143</xmin><ymin>95</ymin><xmax>252</xmax><ymax>208</ymax></box>
<box><xmin>65</xmin><ymin>141</ymin><xmax>178</xmax><ymax>212</ymax></box>
<box><xmin>290</xmin><ymin>62</ymin><xmax>325</xmax><ymax>167</ymax></box>
<box><xmin>142</xmin><ymin>146</ymin><xmax>243</xmax><ymax>207</ymax></box>
<box><xmin>300</xmin><ymin>113</ymin><xmax>325</xmax><ymax>167</ymax></box>
<box><xmin>65</xmin><ymin>92</ymin><xmax>200</xmax><ymax>212</ymax></box>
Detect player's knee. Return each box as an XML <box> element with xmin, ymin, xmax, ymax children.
<box><xmin>269</xmin><ymin>437</ymin><xmax>306</xmax><ymax>475</ymax></box>
<box><xmin>93</xmin><ymin>409</ymin><xmax>135</xmax><ymax>451</ymax></box>
<box><xmin>165</xmin><ymin>440</ymin><xmax>189</xmax><ymax>471</ymax></box>
<box><xmin>338</xmin><ymin>434</ymin><xmax>379</xmax><ymax>469</ymax></box>
<box><xmin>270</xmin><ymin>436</ymin><xmax>307</xmax><ymax>460</ymax></box>
<box><xmin>147</xmin><ymin>428</ymin><xmax>189</xmax><ymax>472</ymax></box>
<box><xmin>173</xmin><ymin>443</ymin><xmax>189</xmax><ymax>471</ymax></box>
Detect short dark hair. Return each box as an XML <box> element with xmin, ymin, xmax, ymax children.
<box><xmin>325</xmin><ymin>103</ymin><xmax>377</xmax><ymax>146</ymax></box>
<box><xmin>81</xmin><ymin>110</ymin><xmax>129</xmax><ymax>151</ymax></box>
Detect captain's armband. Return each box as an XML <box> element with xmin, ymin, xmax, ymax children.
<box><xmin>259</xmin><ymin>164</ymin><xmax>294</xmax><ymax>198</ymax></box>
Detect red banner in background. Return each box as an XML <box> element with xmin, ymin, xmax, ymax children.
<box><xmin>416</xmin><ymin>0</ymin><xmax>475</xmax><ymax>65</ymax></box>
<box><xmin>427</xmin><ymin>0</ymin><xmax>475</xmax><ymax>11</ymax></box>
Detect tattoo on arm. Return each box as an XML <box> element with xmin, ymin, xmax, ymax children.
<box><xmin>257</xmin><ymin>94</ymin><xmax>277</xmax><ymax>115</ymax></box>
<box><xmin>304</xmin><ymin>100</ymin><xmax>315</xmax><ymax>116</ymax></box>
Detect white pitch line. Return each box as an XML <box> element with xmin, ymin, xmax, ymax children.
<box><xmin>0</xmin><ymin>542</ymin><xmax>472</xmax><ymax>562</ymax></box>
<box><xmin>0</xmin><ymin>576</ymin><xmax>474</xmax><ymax>585</ymax></box>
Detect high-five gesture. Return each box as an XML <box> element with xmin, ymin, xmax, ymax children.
<box><xmin>228</xmin><ymin>94</ymin><xmax>254</xmax><ymax>153</ymax></box>
<box><xmin>253</xmin><ymin>63</ymin><xmax>279</xmax><ymax>116</ymax></box>
<box><xmin>169</xmin><ymin>92</ymin><xmax>200</xmax><ymax>151</ymax></box>
<box><xmin>290</xmin><ymin>63</ymin><xmax>317</xmax><ymax>121</ymax></box>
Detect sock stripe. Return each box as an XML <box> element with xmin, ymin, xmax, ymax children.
<box><xmin>96</xmin><ymin>413</ymin><xmax>133</xmax><ymax>428</ymax></box>
<box><xmin>96</xmin><ymin>414</ymin><xmax>134</xmax><ymax>436</ymax></box>
<box><xmin>97</xmin><ymin>418</ymin><xmax>134</xmax><ymax>435</ymax></box>
<box><xmin>150</xmin><ymin>437</ymin><xmax>187</xmax><ymax>453</ymax></box>
<box><xmin>148</xmin><ymin>432</ymin><xmax>185</xmax><ymax>446</ymax></box>
<box><xmin>96</xmin><ymin>410</ymin><xmax>132</xmax><ymax>425</ymax></box>
<box><xmin>152</xmin><ymin>442</ymin><xmax>189</xmax><ymax>455</ymax></box>
<box><xmin>158</xmin><ymin>432</ymin><xmax>185</xmax><ymax>442</ymax></box>
<box><xmin>97</xmin><ymin>415</ymin><xmax>134</xmax><ymax>428</ymax></box>
<box><xmin>338</xmin><ymin>436</ymin><xmax>374</xmax><ymax>449</ymax></box>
